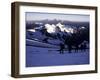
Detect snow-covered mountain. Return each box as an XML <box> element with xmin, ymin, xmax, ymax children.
<box><xmin>26</xmin><ymin>21</ymin><xmax>89</xmax><ymax>48</ymax></box>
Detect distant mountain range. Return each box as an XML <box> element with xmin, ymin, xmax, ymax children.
<box><xmin>26</xmin><ymin>19</ymin><xmax>89</xmax><ymax>29</ymax></box>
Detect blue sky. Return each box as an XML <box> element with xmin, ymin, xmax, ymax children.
<box><xmin>26</xmin><ymin>12</ymin><xmax>90</xmax><ymax>22</ymax></box>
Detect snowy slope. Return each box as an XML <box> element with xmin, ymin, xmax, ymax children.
<box><xmin>26</xmin><ymin>46</ymin><xmax>89</xmax><ymax>67</ymax></box>
<box><xmin>26</xmin><ymin>39</ymin><xmax>60</xmax><ymax>48</ymax></box>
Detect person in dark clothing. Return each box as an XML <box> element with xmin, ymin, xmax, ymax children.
<box><xmin>59</xmin><ymin>43</ymin><xmax>65</xmax><ymax>54</ymax></box>
<box><xmin>80</xmin><ymin>42</ymin><xmax>87</xmax><ymax>52</ymax></box>
<box><xmin>75</xmin><ymin>45</ymin><xmax>79</xmax><ymax>52</ymax></box>
<box><xmin>80</xmin><ymin>44</ymin><xmax>84</xmax><ymax>52</ymax></box>
<box><xmin>83</xmin><ymin>43</ymin><xmax>87</xmax><ymax>51</ymax></box>
<box><xmin>68</xmin><ymin>44</ymin><xmax>72</xmax><ymax>53</ymax></box>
